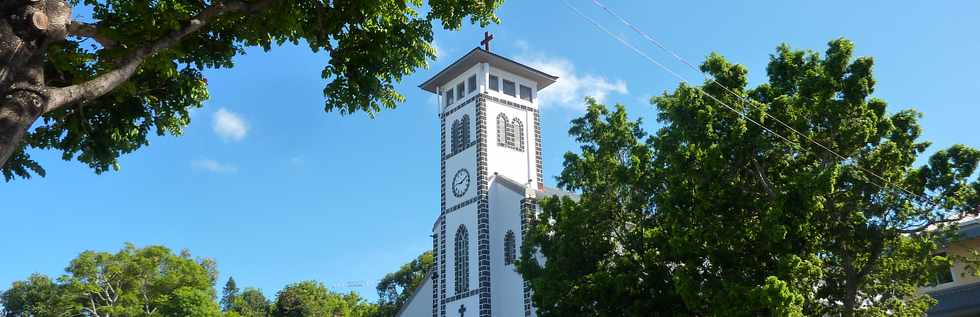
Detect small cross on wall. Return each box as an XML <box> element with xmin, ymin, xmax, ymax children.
<box><xmin>480</xmin><ymin>32</ymin><xmax>494</xmax><ymax>51</ymax></box>
<box><xmin>458</xmin><ymin>304</ymin><xmax>467</xmax><ymax>317</ymax></box>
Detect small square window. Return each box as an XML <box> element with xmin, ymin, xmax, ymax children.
<box><xmin>468</xmin><ymin>75</ymin><xmax>477</xmax><ymax>93</ymax></box>
<box><xmin>520</xmin><ymin>85</ymin><xmax>533</xmax><ymax>102</ymax></box>
<box><xmin>502</xmin><ymin>80</ymin><xmax>516</xmax><ymax>97</ymax></box>
<box><xmin>446</xmin><ymin>89</ymin><xmax>454</xmax><ymax>105</ymax></box>
<box><xmin>489</xmin><ymin>75</ymin><xmax>499</xmax><ymax>91</ymax></box>
<box><xmin>457</xmin><ymin>82</ymin><xmax>465</xmax><ymax>99</ymax></box>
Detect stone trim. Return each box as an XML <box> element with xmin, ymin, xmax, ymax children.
<box><xmin>441</xmin><ymin>95</ymin><xmax>480</xmax><ymax>118</ymax></box>
<box><xmin>444</xmin><ymin>196</ymin><xmax>479</xmax><ymax>214</ymax></box>
<box><xmin>504</xmin><ymin>230</ymin><xmax>516</xmax><ymax>265</ymax></box>
<box><xmin>475</xmin><ymin>97</ymin><xmax>492</xmax><ymax>317</ymax></box>
<box><xmin>439</xmin><ymin>112</ymin><xmax>447</xmax><ymax>317</ymax></box>
<box><xmin>440</xmin><ymin>116</ymin><xmax>447</xmax><ymax>212</ymax></box>
<box><xmin>534</xmin><ymin>112</ymin><xmax>543</xmax><ymax>188</ymax></box>
<box><xmin>520</xmin><ymin>198</ymin><xmax>537</xmax><ymax>317</ymax></box>
<box><xmin>443</xmin><ymin>140</ymin><xmax>477</xmax><ymax>160</ymax></box>
<box><xmin>439</xmin><ymin>216</ymin><xmax>447</xmax><ymax>317</ymax></box>
<box><xmin>482</xmin><ymin>94</ymin><xmax>537</xmax><ymax>113</ymax></box>
<box><xmin>431</xmin><ymin>232</ymin><xmax>440</xmax><ymax>317</ymax></box>
<box><xmin>442</xmin><ymin>289</ymin><xmax>479</xmax><ymax>304</ymax></box>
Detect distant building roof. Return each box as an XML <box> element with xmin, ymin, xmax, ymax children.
<box><xmin>491</xmin><ymin>173</ymin><xmax>579</xmax><ymax>201</ymax></box>
<box><xmin>958</xmin><ymin>216</ymin><xmax>980</xmax><ymax>240</ymax></box>
<box><xmin>927</xmin><ymin>283</ymin><xmax>980</xmax><ymax>317</ymax></box>
<box><xmin>419</xmin><ymin>47</ymin><xmax>558</xmax><ymax>94</ymax></box>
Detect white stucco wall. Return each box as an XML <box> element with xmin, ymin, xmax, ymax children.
<box><xmin>489</xmin><ymin>179</ymin><xmax>532</xmax><ymax>317</ymax></box>
<box><xmin>486</xmin><ymin>104</ymin><xmax>535</xmax><ymax>188</ymax></box>
<box><xmin>443</xmin><ymin>106</ymin><xmax>477</xmax><ymax>209</ymax></box>
<box><xmin>432</xmin><ymin>59</ymin><xmax>543</xmax><ymax>317</ymax></box>
<box><xmin>485</xmin><ymin>66</ymin><xmax>539</xmax><ymax>106</ymax></box>
<box><xmin>443</xmin><ymin>204</ymin><xmax>479</xmax><ymax>298</ymax></box>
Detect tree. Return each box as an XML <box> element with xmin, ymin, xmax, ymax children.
<box><xmin>520</xmin><ymin>39</ymin><xmax>980</xmax><ymax>316</ymax></box>
<box><xmin>0</xmin><ymin>0</ymin><xmax>503</xmax><ymax>181</ymax></box>
<box><xmin>271</xmin><ymin>281</ymin><xmax>374</xmax><ymax>317</ymax></box>
<box><xmin>651</xmin><ymin>38</ymin><xmax>979</xmax><ymax>316</ymax></box>
<box><xmin>517</xmin><ymin>99</ymin><xmax>688</xmax><ymax>316</ymax></box>
<box><xmin>373</xmin><ymin>251</ymin><xmax>433</xmax><ymax>317</ymax></box>
<box><xmin>233</xmin><ymin>287</ymin><xmax>272</xmax><ymax>317</ymax></box>
<box><xmin>0</xmin><ymin>243</ymin><xmax>222</xmax><ymax>317</ymax></box>
<box><xmin>222</xmin><ymin>277</ymin><xmax>240</xmax><ymax>312</ymax></box>
<box><xmin>0</xmin><ymin>274</ymin><xmax>71</xmax><ymax>317</ymax></box>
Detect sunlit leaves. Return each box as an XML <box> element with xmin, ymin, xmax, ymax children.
<box><xmin>3</xmin><ymin>0</ymin><xmax>503</xmax><ymax>180</ymax></box>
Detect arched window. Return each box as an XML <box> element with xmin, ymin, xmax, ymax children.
<box><xmin>450</xmin><ymin>115</ymin><xmax>471</xmax><ymax>154</ymax></box>
<box><xmin>504</xmin><ymin>230</ymin><xmax>516</xmax><ymax>265</ymax></box>
<box><xmin>459</xmin><ymin>115</ymin><xmax>470</xmax><ymax>147</ymax></box>
<box><xmin>495</xmin><ymin>113</ymin><xmax>525</xmax><ymax>152</ymax></box>
<box><xmin>454</xmin><ymin>225</ymin><xmax>469</xmax><ymax>294</ymax></box>
<box><xmin>511</xmin><ymin>118</ymin><xmax>524</xmax><ymax>152</ymax></box>
<box><xmin>504</xmin><ymin>118</ymin><xmax>515</xmax><ymax>148</ymax></box>
<box><xmin>496</xmin><ymin>114</ymin><xmax>508</xmax><ymax>147</ymax></box>
<box><xmin>450</xmin><ymin>119</ymin><xmax>461</xmax><ymax>153</ymax></box>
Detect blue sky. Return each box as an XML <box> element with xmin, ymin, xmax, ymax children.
<box><xmin>4</xmin><ymin>0</ymin><xmax>980</xmax><ymax>301</ymax></box>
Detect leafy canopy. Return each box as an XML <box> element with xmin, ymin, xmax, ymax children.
<box><xmin>517</xmin><ymin>98</ymin><xmax>689</xmax><ymax>316</ymax></box>
<box><xmin>4</xmin><ymin>0</ymin><xmax>503</xmax><ymax>180</ymax></box>
<box><xmin>272</xmin><ymin>281</ymin><xmax>375</xmax><ymax>317</ymax></box>
<box><xmin>373</xmin><ymin>250</ymin><xmax>433</xmax><ymax>317</ymax></box>
<box><xmin>520</xmin><ymin>38</ymin><xmax>980</xmax><ymax>316</ymax></box>
<box><xmin>1</xmin><ymin>243</ymin><xmax>221</xmax><ymax>317</ymax></box>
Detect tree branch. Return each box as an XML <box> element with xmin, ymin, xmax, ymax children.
<box><xmin>45</xmin><ymin>0</ymin><xmax>276</xmax><ymax>113</ymax></box>
<box><xmin>750</xmin><ymin>156</ymin><xmax>777</xmax><ymax>201</ymax></box>
<box><xmin>66</xmin><ymin>21</ymin><xmax>116</xmax><ymax>48</ymax></box>
<box><xmin>895</xmin><ymin>205</ymin><xmax>980</xmax><ymax>234</ymax></box>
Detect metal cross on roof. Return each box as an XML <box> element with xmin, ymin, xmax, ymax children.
<box><xmin>458</xmin><ymin>304</ymin><xmax>467</xmax><ymax>317</ymax></box>
<box><xmin>480</xmin><ymin>32</ymin><xmax>494</xmax><ymax>51</ymax></box>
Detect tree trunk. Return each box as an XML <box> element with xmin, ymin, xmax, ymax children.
<box><xmin>0</xmin><ymin>90</ymin><xmax>43</xmax><ymax>164</ymax></box>
<box><xmin>0</xmin><ymin>0</ymin><xmax>70</xmax><ymax>168</ymax></box>
<box><xmin>842</xmin><ymin>276</ymin><xmax>858</xmax><ymax>317</ymax></box>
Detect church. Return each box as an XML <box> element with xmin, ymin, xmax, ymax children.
<box><xmin>395</xmin><ymin>37</ymin><xmax>573</xmax><ymax>317</ymax></box>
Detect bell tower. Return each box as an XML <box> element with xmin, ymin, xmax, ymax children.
<box><xmin>419</xmin><ymin>39</ymin><xmax>557</xmax><ymax>317</ymax></box>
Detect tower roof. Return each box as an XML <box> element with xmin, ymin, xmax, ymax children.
<box><xmin>419</xmin><ymin>47</ymin><xmax>558</xmax><ymax>94</ymax></box>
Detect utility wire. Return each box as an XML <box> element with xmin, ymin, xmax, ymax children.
<box><xmin>557</xmin><ymin>0</ymin><xmax>799</xmax><ymax>148</ymax></box>
<box><xmin>586</xmin><ymin>0</ymin><xmax>926</xmax><ymax>201</ymax></box>
<box><xmin>560</xmin><ymin>0</ymin><xmax>925</xmax><ymax>202</ymax></box>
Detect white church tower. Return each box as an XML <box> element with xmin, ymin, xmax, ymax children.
<box><xmin>396</xmin><ymin>35</ymin><xmax>562</xmax><ymax>317</ymax></box>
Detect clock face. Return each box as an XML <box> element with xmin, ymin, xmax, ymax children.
<box><xmin>452</xmin><ymin>168</ymin><xmax>471</xmax><ymax>197</ymax></box>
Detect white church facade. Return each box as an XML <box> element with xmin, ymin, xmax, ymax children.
<box><xmin>396</xmin><ymin>44</ymin><xmax>572</xmax><ymax>317</ymax></box>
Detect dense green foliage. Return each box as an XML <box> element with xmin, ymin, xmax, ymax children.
<box><xmin>221</xmin><ymin>277</ymin><xmax>240</xmax><ymax>312</ymax></box>
<box><xmin>520</xmin><ymin>39</ymin><xmax>980</xmax><ymax>316</ymax></box>
<box><xmin>1</xmin><ymin>245</ymin><xmax>379</xmax><ymax>317</ymax></box>
<box><xmin>221</xmin><ymin>282</ymin><xmax>272</xmax><ymax>317</ymax></box>
<box><xmin>517</xmin><ymin>98</ymin><xmax>688</xmax><ymax>316</ymax></box>
<box><xmin>1</xmin><ymin>243</ymin><xmax>221</xmax><ymax>317</ymax></box>
<box><xmin>3</xmin><ymin>0</ymin><xmax>503</xmax><ymax>180</ymax></box>
<box><xmin>272</xmin><ymin>281</ymin><xmax>375</xmax><ymax>317</ymax></box>
<box><xmin>373</xmin><ymin>251</ymin><xmax>433</xmax><ymax>317</ymax></box>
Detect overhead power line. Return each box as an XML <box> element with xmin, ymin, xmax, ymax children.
<box><xmin>560</xmin><ymin>0</ymin><xmax>924</xmax><ymax>202</ymax></box>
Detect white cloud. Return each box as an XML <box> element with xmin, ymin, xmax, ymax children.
<box><xmin>431</xmin><ymin>41</ymin><xmax>444</xmax><ymax>60</ymax></box>
<box><xmin>191</xmin><ymin>159</ymin><xmax>238</xmax><ymax>173</ymax></box>
<box><xmin>213</xmin><ymin>108</ymin><xmax>247</xmax><ymax>142</ymax></box>
<box><xmin>515</xmin><ymin>46</ymin><xmax>628</xmax><ymax>110</ymax></box>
